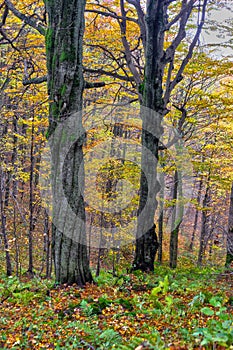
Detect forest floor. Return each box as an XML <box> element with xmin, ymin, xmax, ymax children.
<box><xmin>0</xmin><ymin>264</ymin><xmax>233</xmax><ymax>349</ymax></box>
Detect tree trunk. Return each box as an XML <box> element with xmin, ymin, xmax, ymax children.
<box><xmin>0</xmin><ymin>167</ymin><xmax>12</xmax><ymax>276</ymax></box>
<box><xmin>226</xmin><ymin>182</ymin><xmax>233</xmax><ymax>267</ymax></box>
<box><xmin>169</xmin><ymin>169</ymin><xmax>184</xmax><ymax>268</ymax></box>
<box><xmin>158</xmin><ymin>159</ymin><xmax>165</xmax><ymax>263</ymax></box>
<box><xmin>197</xmin><ymin>181</ymin><xmax>210</xmax><ymax>266</ymax></box>
<box><xmin>45</xmin><ymin>0</ymin><xmax>92</xmax><ymax>285</ymax></box>
<box><xmin>132</xmin><ymin>0</ymin><xmax>166</xmax><ymax>271</ymax></box>
<box><xmin>189</xmin><ymin>177</ymin><xmax>203</xmax><ymax>251</ymax></box>
<box><xmin>28</xmin><ymin>114</ymin><xmax>35</xmax><ymax>275</ymax></box>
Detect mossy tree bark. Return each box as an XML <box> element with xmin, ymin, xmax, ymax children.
<box><xmin>132</xmin><ymin>0</ymin><xmax>208</xmax><ymax>272</ymax></box>
<box><xmin>226</xmin><ymin>183</ymin><xmax>233</xmax><ymax>267</ymax></box>
<box><xmin>45</xmin><ymin>0</ymin><xmax>93</xmax><ymax>285</ymax></box>
<box><xmin>132</xmin><ymin>0</ymin><xmax>165</xmax><ymax>271</ymax></box>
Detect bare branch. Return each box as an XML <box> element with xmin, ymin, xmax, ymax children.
<box><xmin>165</xmin><ymin>0</ymin><xmax>196</xmax><ymax>30</ymax></box>
<box><xmin>164</xmin><ymin>0</ymin><xmax>208</xmax><ymax>105</ymax></box>
<box><xmin>84</xmin><ymin>81</ymin><xmax>105</xmax><ymax>89</ymax></box>
<box><xmin>119</xmin><ymin>0</ymin><xmax>142</xmax><ymax>86</ymax></box>
<box><xmin>23</xmin><ymin>75</ymin><xmax>47</xmax><ymax>85</ymax></box>
<box><xmin>126</xmin><ymin>0</ymin><xmax>146</xmax><ymax>50</ymax></box>
<box><xmin>4</xmin><ymin>0</ymin><xmax>46</xmax><ymax>35</ymax></box>
<box><xmin>84</xmin><ymin>67</ymin><xmax>135</xmax><ymax>82</ymax></box>
<box><xmin>22</xmin><ymin>74</ymin><xmax>105</xmax><ymax>89</ymax></box>
<box><xmin>0</xmin><ymin>27</ymin><xmax>20</xmax><ymax>51</ymax></box>
<box><xmin>85</xmin><ymin>8</ymin><xmax>138</xmax><ymax>23</ymax></box>
<box><xmin>0</xmin><ymin>2</ymin><xmax>8</xmax><ymax>26</ymax></box>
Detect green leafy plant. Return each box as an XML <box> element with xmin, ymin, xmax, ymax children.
<box><xmin>119</xmin><ymin>330</ymin><xmax>167</xmax><ymax>349</ymax></box>
<box><xmin>150</xmin><ymin>275</ymin><xmax>169</xmax><ymax>298</ymax></box>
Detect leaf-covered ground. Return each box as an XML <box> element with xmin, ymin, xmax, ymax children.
<box><xmin>1</xmin><ymin>265</ymin><xmax>233</xmax><ymax>349</ymax></box>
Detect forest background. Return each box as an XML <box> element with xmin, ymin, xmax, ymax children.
<box><xmin>0</xmin><ymin>0</ymin><xmax>233</xmax><ymax>349</ymax></box>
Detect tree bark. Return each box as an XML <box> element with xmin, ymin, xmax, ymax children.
<box><xmin>158</xmin><ymin>164</ymin><xmax>165</xmax><ymax>263</ymax></box>
<box><xmin>169</xmin><ymin>169</ymin><xmax>183</xmax><ymax>268</ymax></box>
<box><xmin>45</xmin><ymin>0</ymin><xmax>92</xmax><ymax>285</ymax></box>
<box><xmin>129</xmin><ymin>0</ymin><xmax>208</xmax><ymax>272</ymax></box>
<box><xmin>226</xmin><ymin>182</ymin><xmax>233</xmax><ymax>267</ymax></box>
<box><xmin>132</xmin><ymin>0</ymin><xmax>166</xmax><ymax>271</ymax></box>
<box><xmin>0</xmin><ymin>167</ymin><xmax>12</xmax><ymax>276</ymax></box>
<box><xmin>28</xmin><ymin>114</ymin><xmax>35</xmax><ymax>275</ymax></box>
<box><xmin>189</xmin><ymin>177</ymin><xmax>203</xmax><ymax>251</ymax></box>
<box><xmin>197</xmin><ymin>181</ymin><xmax>210</xmax><ymax>266</ymax></box>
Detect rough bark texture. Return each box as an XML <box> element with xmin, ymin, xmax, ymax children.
<box><xmin>189</xmin><ymin>177</ymin><xmax>203</xmax><ymax>251</ymax></box>
<box><xmin>132</xmin><ymin>0</ymin><xmax>208</xmax><ymax>272</ymax></box>
<box><xmin>158</xmin><ymin>165</ymin><xmax>165</xmax><ymax>263</ymax></box>
<box><xmin>0</xmin><ymin>167</ymin><xmax>12</xmax><ymax>276</ymax></box>
<box><xmin>197</xmin><ymin>181</ymin><xmax>210</xmax><ymax>266</ymax></box>
<box><xmin>169</xmin><ymin>169</ymin><xmax>183</xmax><ymax>268</ymax></box>
<box><xmin>45</xmin><ymin>0</ymin><xmax>92</xmax><ymax>285</ymax></box>
<box><xmin>132</xmin><ymin>0</ymin><xmax>166</xmax><ymax>271</ymax></box>
<box><xmin>226</xmin><ymin>183</ymin><xmax>233</xmax><ymax>267</ymax></box>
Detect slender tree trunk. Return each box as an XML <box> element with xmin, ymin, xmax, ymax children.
<box><xmin>45</xmin><ymin>210</ymin><xmax>51</xmax><ymax>278</ymax></box>
<box><xmin>158</xmin><ymin>160</ymin><xmax>165</xmax><ymax>263</ymax></box>
<box><xmin>169</xmin><ymin>169</ymin><xmax>183</xmax><ymax>268</ymax></box>
<box><xmin>40</xmin><ymin>209</ymin><xmax>50</xmax><ymax>278</ymax></box>
<box><xmin>12</xmin><ymin>117</ymin><xmax>20</xmax><ymax>275</ymax></box>
<box><xmin>0</xmin><ymin>167</ymin><xmax>12</xmax><ymax>276</ymax></box>
<box><xmin>189</xmin><ymin>177</ymin><xmax>203</xmax><ymax>251</ymax></box>
<box><xmin>46</xmin><ymin>0</ymin><xmax>92</xmax><ymax>285</ymax></box>
<box><xmin>226</xmin><ymin>182</ymin><xmax>233</xmax><ymax>267</ymax></box>
<box><xmin>197</xmin><ymin>181</ymin><xmax>210</xmax><ymax>266</ymax></box>
<box><xmin>28</xmin><ymin>115</ymin><xmax>35</xmax><ymax>275</ymax></box>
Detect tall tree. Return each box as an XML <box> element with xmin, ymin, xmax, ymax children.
<box><xmin>226</xmin><ymin>183</ymin><xmax>233</xmax><ymax>267</ymax></box>
<box><xmin>131</xmin><ymin>0</ymin><xmax>208</xmax><ymax>271</ymax></box>
<box><xmin>45</xmin><ymin>0</ymin><xmax>93</xmax><ymax>285</ymax></box>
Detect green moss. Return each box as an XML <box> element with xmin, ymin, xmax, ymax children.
<box><xmin>60</xmin><ymin>48</ymin><xmax>76</xmax><ymax>63</ymax></box>
<box><xmin>60</xmin><ymin>85</ymin><xmax>67</xmax><ymax>97</ymax></box>
<box><xmin>52</xmin><ymin>54</ymin><xmax>57</xmax><ymax>69</ymax></box>
<box><xmin>61</xmin><ymin>130</ymin><xmax>68</xmax><ymax>145</ymax></box>
<box><xmin>139</xmin><ymin>82</ymin><xmax>144</xmax><ymax>94</ymax></box>
<box><xmin>60</xmin><ymin>51</ymin><xmax>68</xmax><ymax>63</ymax></box>
<box><xmin>45</xmin><ymin>28</ymin><xmax>53</xmax><ymax>54</ymax></box>
<box><xmin>225</xmin><ymin>252</ymin><xmax>233</xmax><ymax>267</ymax></box>
<box><xmin>51</xmin><ymin>102</ymin><xmax>59</xmax><ymax>119</ymax></box>
<box><xmin>58</xmin><ymin>100</ymin><xmax>63</xmax><ymax>111</ymax></box>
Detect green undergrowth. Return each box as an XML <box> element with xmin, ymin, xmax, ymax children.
<box><xmin>0</xmin><ymin>265</ymin><xmax>233</xmax><ymax>349</ymax></box>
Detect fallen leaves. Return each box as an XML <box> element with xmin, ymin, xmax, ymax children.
<box><xmin>0</xmin><ymin>268</ymin><xmax>233</xmax><ymax>349</ymax></box>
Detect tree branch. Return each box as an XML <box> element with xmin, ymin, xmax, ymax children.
<box><xmin>23</xmin><ymin>75</ymin><xmax>47</xmax><ymax>85</ymax></box>
<box><xmin>165</xmin><ymin>0</ymin><xmax>196</xmax><ymax>30</ymax></box>
<box><xmin>4</xmin><ymin>0</ymin><xmax>46</xmax><ymax>35</ymax></box>
<box><xmin>85</xmin><ymin>8</ymin><xmax>138</xmax><ymax>23</ymax></box>
<box><xmin>164</xmin><ymin>0</ymin><xmax>208</xmax><ymax>106</ymax></box>
<box><xmin>23</xmin><ymin>75</ymin><xmax>106</xmax><ymax>89</ymax></box>
<box><xmin>126</xmin><ymin>0</ymin><xmax>146</xmax><ymax>50</ymax></box>
<box><xmin>119</xmin><ymin>0</ymin><xmax>142</xmax><ymax>86</ymax></box>
<box><xmin>84</xmin><ymin>67</ymin><xmax>135</xmax><ymax>82</ymax></box>
<box><xmin>84</xmin><ymin>81</ymin><xmax>105</xmax><ymax>89</ymax></box>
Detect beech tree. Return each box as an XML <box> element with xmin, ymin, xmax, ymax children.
<box><xmin>44</xmin><ymin>0</ymin><xmax>94</xmax><ymax>285</ymax></box>
<box><xmin>84</xmin><ymin>0</ymin><xmax>209</xmax><ymax>271</ymax></box>
<box><xmin>130</xmin><ymin>0</ymin><xmax>208</xmax><ymax>271</ymax></box>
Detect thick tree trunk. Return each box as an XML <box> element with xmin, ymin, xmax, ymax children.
<box><xmin>132</xmin><ymin>0</ymin><xmax>166</xmax><ymax>271</ymax></box>
<box><xmin>226</xmin><ymin>182</ymin><xmax>233</xmax><ymax>267</ymax></box>
<box><xmin>45</xmin><ymin>0</ymin><xmax>92</xmax><ymax>285</ymax></box>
